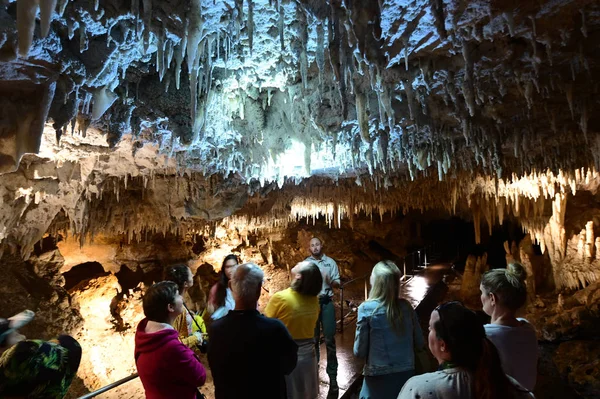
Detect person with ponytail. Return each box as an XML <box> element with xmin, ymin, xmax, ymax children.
<box><xmin>206</xmin><ymin>254</ymin><xmax>239</xmax><ymax>321</ymax></box>
<box><xmin>480</xmin><ymin>262</ymin><xmax>538</xmax><ymax>391</ymax></box>
<box><xmin>163</xmin><ymin>265</ymin><xmax>206</xmax><ymax>350</ymax></box>
<box><xmin>354</xmin><ymin>261</ymin><xmax>425</xmax><ymax>398</ymax></box>
<box><xmin>398</xmin><ymin>302</ymin><xmax>533</xmax><ymax>399</ymax></box>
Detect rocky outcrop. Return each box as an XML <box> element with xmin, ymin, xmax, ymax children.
<box><xmin>554</xmin><ymin>340</ymin><xmax>600</xmax><ymax>398</ymax></box>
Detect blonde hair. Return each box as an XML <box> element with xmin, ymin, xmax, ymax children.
<box><xmin>480</xmin><ymin>262</ymin><xmax>527</xmax><ymax>310</ymax></box>
<box><xmin>368</xmin><ymin>260</ymin><xmax>404</xmax><ymax>335</ymax></box>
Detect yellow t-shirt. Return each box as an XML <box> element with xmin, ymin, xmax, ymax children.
<box><xmin>265</xmin><ymin>287</ymin><xmax>320</xmax><ymax>340</ymax></box>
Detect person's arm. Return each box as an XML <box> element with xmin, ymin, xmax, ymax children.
<box><xmin>329</xmin><ymin>259</ymin><xmax>341</xmax><ymax>289</ymax></box>
<box><xmin>179</xmin><ymin>333</ymin><xmax>201</xmax><ymax>349</ymax></box>
<box><xmin>409</xmin><ymin>304</ymin><xmax>425</xmax><ymax>350</ymax></box>
<box><xmin>206</xmin><ymin>284</ymin><xmax>219</xmax><ymax>314</ymax></box>
<box><xmin>276</xmin><ymin>322</ymin><xmax>298</xmax><ymax>375</ymax></box>
<box><xmin>353</xmin><ymin>303</ymin><xmax>370</xmax><ymax>358</ymax></box>
<box><xmin>173</xmin><ymin>345</ymin><xmax>207</xmax><ymax>387</ymax></box>
<box><xmin>264</xmin><ymin>293</ymin><xmax>281</xmax><ymax>319</ymax></box>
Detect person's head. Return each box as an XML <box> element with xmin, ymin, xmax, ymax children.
<box><xmin>163</xmin><ymin>264</ymin><xmax>193</xmax><ymax>294</ymax></box>
<box><xmin>290</xmin><ymin>261</ymin><xmax>323</xmax><ymax>296</ymax></box>
<box><xmin>222</xmin><ymin>254</ymin><xmax>239</xmax><ymax>281</ymax></box>
<box><xmin>308</xmin><ymin>237</ymin><xmax>323</xmax><ymax>257</ymax></box>
<box><xmin>368</xmin><ymin>260</ymin><xmax>404</xmax><ymax>334</ymax></box>
<box><xmin>429</xmin><ymin>301</ymin><xmax>513</xmax><ymax>399</ymax></box>
<box><xmin>143</xmin><ymin>281</ymin><xmax>183</xmax><ymax>324</ymax></box>
<box><xmin>230</xmin><ymin>263</ymin><xmax>264</xmax><ymax>309</ymax></box>
<box><xmin>480</xmin><ymin>262</ymin><xmax>527</xmax><ymax>316</ymax></box>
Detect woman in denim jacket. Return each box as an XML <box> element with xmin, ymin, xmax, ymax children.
<box><xmin>354</xmin><ymin>260</ymin><xmax>425</xmax><ymax>399</ymax></box>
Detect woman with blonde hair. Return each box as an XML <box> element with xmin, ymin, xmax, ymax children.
<box><xmin>480</xmin><ymin>262</ymin><xmax>538</xmax><ymax>391</ymax></box>
<box><xmin>354</xmin><ymin>260</ymin><xmax>425</xmax><ymax>398</ymax></box>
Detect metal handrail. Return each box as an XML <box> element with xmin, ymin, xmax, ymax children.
<box><xmin>77</xmin><ymin>373</ymin><xmax>139</xmax><ymax>399</ymax></box>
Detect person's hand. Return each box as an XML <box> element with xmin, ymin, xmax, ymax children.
<box><xmin>6</xmin><ymin>332</ymin><xmax>25</xmax><ymax>346</ymax></box>
<box><xmin>193</xmin><ymin>331</ymin><xmax>203</xmax><ymax>342</ymax></box>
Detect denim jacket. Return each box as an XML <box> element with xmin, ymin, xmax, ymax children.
<box><xmin>353</xmin><ymin>298</ymin><xmax>424</xmax><ymax>376</ymax></box>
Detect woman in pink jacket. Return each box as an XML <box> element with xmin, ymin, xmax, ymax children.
<box><xmin>135</xmin><ymin>281</ymin><xmax>207</xmax><ymax>399</ymax></box>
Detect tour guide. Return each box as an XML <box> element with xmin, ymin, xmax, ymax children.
<box><xmin>306</xmin><ymin>237</ymin><xmax>340</xmax><ymax>398</ymax></box>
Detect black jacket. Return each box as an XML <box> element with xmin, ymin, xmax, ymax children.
<box><xmin>208</xmin><ymin>309</ymin><xmax>298</xmax><ymax>399</ymax></box>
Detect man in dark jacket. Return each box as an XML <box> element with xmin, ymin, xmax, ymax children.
<box><xmin>208</xmin><ymin>263</ymin><xmax>298</xmax><ymax>399</ymax></box>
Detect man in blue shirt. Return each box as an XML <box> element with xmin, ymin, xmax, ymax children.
<box><xmin>306</xmin><ymin>237</ymin><xmax>340</xmax><ymax>398</ymax></box>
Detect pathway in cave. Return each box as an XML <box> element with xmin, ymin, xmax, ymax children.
<box><xmin>318</xmin><ymin>263</ymin><xmax>451</xmax><ymax>398</ymax></box>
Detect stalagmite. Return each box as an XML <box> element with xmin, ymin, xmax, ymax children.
<box><xmin>17</xmin><ymin>0</ymin><xmax>39</xmax><ymax>57</ymax></box>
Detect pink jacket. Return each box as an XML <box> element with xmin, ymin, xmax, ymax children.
<box><xmin>135</xmin><ymin>318</ymin><xmax>206</xmax><ymax>399</ymax></box>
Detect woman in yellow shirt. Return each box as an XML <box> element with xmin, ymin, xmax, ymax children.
<box><xmin>163</xmin><ymin>265</ymin><xmax>206</xmax><ymax>350</ymax></box>
<box><xmin>265</xmin><ymin>261</ymin><xmax>323</xmax><ymax>399</ymax></box>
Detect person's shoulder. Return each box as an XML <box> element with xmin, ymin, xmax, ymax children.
<box><xmin>402</xmin><ymin>371</ymin><xmax>446</xmax><ymax>392</ymax></box>
<box><xmin>516</xmin><ymin>318</ymin><xmax>537</xmax><ymax>331</ymax></box>
<box><xmin>209</xmin><ymin>313</ymin><xmax>231</xmax><ymax>332</ymax></box>
<box><xmin>323</xmin><ymin>254</ymin><xmax>337</xmax><ymax>263</ymax></box>
<box><xmin>359</xmin><ymin>299</ymin><xmax>379</xmax><ymax>311</ymax></box>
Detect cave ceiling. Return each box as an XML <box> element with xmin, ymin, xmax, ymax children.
<box><xmin>1</xmin><ymin>0</ymin><xmax>600</xmax><ymax>258</ymax></box>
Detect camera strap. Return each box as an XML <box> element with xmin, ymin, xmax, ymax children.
<box><xmin>182</xmin><ymin>302</ymin><xmax>205</xmax><ymax>333</ymax></box>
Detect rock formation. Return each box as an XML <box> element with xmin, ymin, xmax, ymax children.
<box><xmin>1</xmin><ymin>0</ymin><xmax>600</xmax><ymax>397</ymax></box>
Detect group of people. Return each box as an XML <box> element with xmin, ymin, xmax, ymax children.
<box><xmin>135</xmin><ymin>237</ymin><xmax>342</xmax><ymax>399</ymax></box>
<box><xmin>364</xmin><ymin>261</ymin><xmax>538</xmax><ymax>399</ymax></box>
<box><xmin>135</xmin><ymin>237</ymin><xmax>539</xmax><ymax>399</ymax></box>
<box><xmin>0</xmin><ymin>236</ymin><xmax>539</xmax><ymax>399</ymax></box>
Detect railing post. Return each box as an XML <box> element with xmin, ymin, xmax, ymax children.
<box><xmin>340</xmin><ymin>287</ymin><xmax>344</xmax><ymax>333</ymax></box>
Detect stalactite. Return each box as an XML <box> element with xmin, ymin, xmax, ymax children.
<box><xmin>503</xmin><ymin>11</ymin><xmax>516</xmax><ymax>37</ymax></box>
<box><xmin>565</xmin><ymin>83</ymin><xmax>574</xmax><ymax>119</ymax></box>
<box><xmin>91</xmin><ymin>87</ymin><xmax>118</xmax><ymax>121</ymax></box>
<box><xmin>248</xmin><ymin>0</ymin><xmax>254</xmax><ymax>55</ymax></box>
<box><xmin>580</xmin><ymin>9</ymin><xmax>587</xmax><ymax>38</ymax></box>
<box><xmin>79</xmin><ymin>22</ymin><xmax>88</xmax><ymax>53</ymax></box>
<box><xmin>355</xmin><ymin>89</ymin><xmax>370</xmax><ymax>144</ymax></box>
<box><xmin>402</xmin><ymin>79</ymin><xmax>416</xmax><ymax>120</ymax></box>
<box><xmin>316</xmin><ymin>22</ymin><xmax>325</xmax><ymax>87</ymax></box>
<box><xmin>186</xmin><ymin>0</ymin><xmax>203</xmax><ymax>74</ymax></box>
<box><xmin>40</xmin><ymin>0</ymin><xmax>57</xmax><ymax>38</ymax></box>
<box><xmin>279</xmin><ymin>5</ymin><xmax>285</xmax><ymax>52</ymax></box>
<box><xmin>462</xmin><ymin>41</ymin><xmax>476</xmax><ymax>117</ymax></box>
<box><xmin>17</xmin><ymin>0</ymin><xmax>39</xmax><ymax>57</ymax></box>
<box><xmin>175</xmin><ymin>19</ymin><xmax>188</xmax><ymax>90</ymax></box>
<box><xmin>142</xmin><ymin>0</ymin><xmax>153</xmax><ymax>53</ymax></box>
<box><xmin>429</xmin><ymin>0</ymin><xmax>447</xmax><ymax>39</ymax></box>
